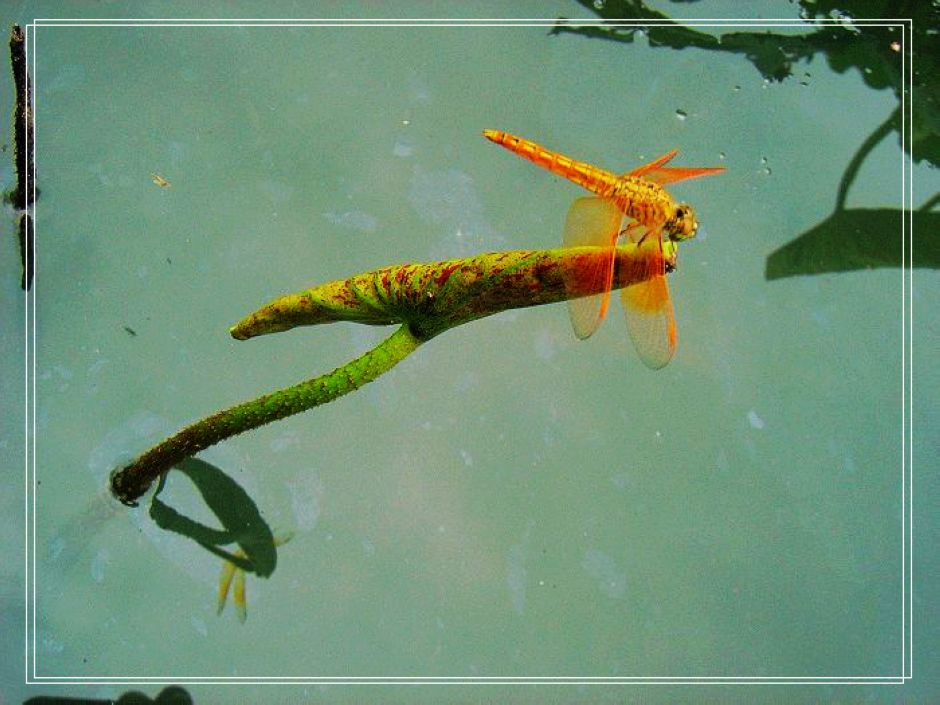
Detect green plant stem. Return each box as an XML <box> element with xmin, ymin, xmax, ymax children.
<box><xmin>110</xmin><ymin>324</ymin><xmax>423</xmax><ymax>505</ymax></box>
<box><xmin>110</xmin><ymin>244</ymin><xmax>665</xmax><ymax>506</ymax></box>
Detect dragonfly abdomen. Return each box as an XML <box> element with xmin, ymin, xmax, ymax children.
<box><xmin>483</xmin><ymin>130</ymin><xmax>618</xmax><ymax>198</ymax></box>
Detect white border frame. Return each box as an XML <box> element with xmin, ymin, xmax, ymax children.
<box><xmin>22</xmin><ymin>16</ymin><xmax>914</xmax><ymax>687</ymax></box>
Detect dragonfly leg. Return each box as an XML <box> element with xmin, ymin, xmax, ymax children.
<box><xmin>622</xmin><ymin>221</ymin><xmax>650</xmax><ymax>245</ymax></box>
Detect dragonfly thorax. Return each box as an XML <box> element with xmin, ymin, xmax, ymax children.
<box><xmin>612</xmin><ymin>178</ymin><xmax>673</xmax><ymax>228</ymax></box>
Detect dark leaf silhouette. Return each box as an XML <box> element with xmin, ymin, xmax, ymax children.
<box><xmin>149</xmin><ymin>458</ymin><xmax>279</xmax><ymax>577</ymax></box>
<box><xmin>552</xmin><ymin>1</ymin><xmax>935</xmax><ymax>278</ymax></box>
<box><xmin>554</xmin><ymin>0</ymin><xmax>938</xmax><ymax>166</ymax></box>
<box><xmin>766</xmin><ymin>208</ymin><xmax>940</xmax><ymax>279</ymax></box>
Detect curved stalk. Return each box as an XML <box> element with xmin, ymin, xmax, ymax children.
<box><xmin>110</xmin><ymin>325</ymin><xmax>423</xmax><ymax>505</ymax></box>
<box><xmin>835</xmin><ymin>107</ymin><xmax>898</xmax><ymax>212</ymax></box>
<box><xmin>110</xmin><ymin>244</ymin><xmax>665</xmax><ymax>506</ymax></box>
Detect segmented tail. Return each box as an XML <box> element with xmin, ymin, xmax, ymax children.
<box><xmin>483</xmin><ymin>129</ymin><xmax>618</xmax><ymax>198</ymax></box>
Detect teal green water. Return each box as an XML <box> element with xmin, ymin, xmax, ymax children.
<box><xmin>3</xmin><ymin>1</ymin><xmax>938</xmax><ymax>703</ymax></box>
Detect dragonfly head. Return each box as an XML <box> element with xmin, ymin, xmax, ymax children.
<box><xmin>665</xmin><ymin>203</ymin><xmax>699</xmax><ymax>243</ymax></box>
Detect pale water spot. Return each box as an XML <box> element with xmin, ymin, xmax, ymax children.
<box><xmin>191</xmin><ymin>616</ymin><xmax>208</xmax><ymax>638</ymax></box>
<box><xmin>542</xmin><ymin>427</ymin><xmax>560</xmax><ymax>449</ymax></box>
<box><xmin>90</xmin><ymin>548</ymin><xmax>109</xmax><ymax>583</ymax></box>
<box><xmin>534</xmin><ymin>327</ymin><xmax>563</xmax><ymax>362</ymax></box>
<box><xmin>270</xmin><ymin>431</ymin><xmax>300</xmax><ymax>453</ymax></box>
<box><xmin>323</xmin><ymin>210</ymin><xmax>379</xmax><ymax>233</ymax></box>
<box><xmin>41</xmin><ymin>633</ymin><xmax>65</xmax><ymax>655</ymax></box>
<box><xmin>261</xmin><ymin>149</ymin><xmax>276</xmax><ymax>170</ymax></box>
<box><xmin>393</xmin><ymin>141</ymin><xmax>414</xmax><ymax>158</ymax></box>
<box><xmin>506</xmin><ymin>521</ymin><xmax>533</xmax><ymax>615</ymax></box>
<box><xmin>286</xmin><ymin>470</ymin><xmax>324</xmax><ymax>532</ymax></box>
<box><xmin>747</xmin><ymin>409</ymin><xmax>766</xmax><ymax>430</ymax></box>
<box><xmin>610</xmin><ymin>472</ymin><xmax>631</xmax><ymax>490</ymax></box>
<box><xmin>87</xmin><ymin>358</ymin><xmax>109</xmax><ymax>376</ymax></box>
<box><xmin>452</xmin><ymin>369</ymin><xmax>479</xmax><ymax>394</ymax></box>
<box><xmin>258</xmin><ymin>179</ymin><xmax>295</xmax><ymax>204</ymax></box>
<box><xmin>407</xmin><ymin>73</ymin><xmax>432</xmax><ymax>104</ymax></box>
<box><xmin>408</xmin><ymin>167</ymin><xmax>506</xmax><ymax>258</ymax></box>
<box><xmin>506</xmin><ymin>544</ymin><xmax>527</xmax><ymax>615</ymax></box>
<box><xmin>811</xmin><ymin>308</ymin><xmax>832</xmax><ymax>329</ymax></box>
<box><xmin>88</xmin><ymin>162</ymin><xmax>113</xmax><ymax>187</ymax></box>
<box><xmin>40</xmin><ymin>364</ymin><xmax>73</xmax><ymax>382</ymax></box>
<box><xmin>49</xmin><ymin>536</ymin><xmax>66</xmax><ymax>561</ymax></box>
<box><xmin>166</xmin><ymin>140</ymin><xmax>187</xmax><ymax>167</ymax></box>
<box><xmin>827</xmin><ymin>438</ymin><xmax>858</xmax><ymax>475</ymax></box>
<box><xmin>44</xmin><ymin>64</ymin><xmax>86</xmax><ymax>94</ymax></box>
<box><xmin>582</xmin><ymin>548</ymin><xmax>626</xmax><ymax>599</ymax></box>
<box><xmin>716</xmin><ymin>448</ymin><xmax>731</xmax><ymax>473</ymax></box>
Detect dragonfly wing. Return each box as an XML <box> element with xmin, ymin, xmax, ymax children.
<box><xmin>562</xmin><ymin>196</ymin><xmax>622</xmax><ymax>339</ymax></box>
<box><xmin>620</xmin><ymin>237</ymin><xmax>677</xmax><ymax>369</ymax></box>
<box><xmin>625</xmin><ymin>149</ymin><xmax>725</xmax><ymax>185</ymax></box>
<box><xmin>640</xmin><ymin>166</ymin><xmax>727</xmax><ymax>186</ymax></box>
<box><xmin>626</xmin><ymin>149</ymin><xmax>679</xmax><ymax>177</ymax></box>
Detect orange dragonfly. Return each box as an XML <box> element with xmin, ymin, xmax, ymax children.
<box><xmin>484</xmin><ymin>129</ymin><xmax>724</xmax><ymax>369</ymax></box>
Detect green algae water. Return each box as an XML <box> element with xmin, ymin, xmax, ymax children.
<box><xmin>3</xmin><ymin>1</ymin><xmax>938</xmax><ymax>702</ymax></box>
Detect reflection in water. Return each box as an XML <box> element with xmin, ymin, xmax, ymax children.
<box><xmin>552</xmin><ymin>2</ymin><xmax>935</xmax><ymax>279</ymax></box>
<box><xmin>768</xmin><ymin>110</ymin><xmax>940</xmax><ymax>278</ymax></box>
<box><xmin>45</xmin><ymin>489</ymin><xmax>120</xmax><ymax>574</ymax></box>
<box><xmin>64</xmin><ymin>412</ymin><xmax>293</xmax><ymax>622</ymax></box>
<box><xmin>149</xmin><ymin>458</ymin><xmax>280</xmax><ymax>577</ymax></box>
<box><xmin>45</xmin><ymin>413</ymin><xmax>176</xmax><ymax>576</ymax></box>
<box><xmin>767</xmin><ymin>207</ymin><xmax>940</xmax><ymax>279</ymax></box>
<box><xmin>81</xmin><ymin>413</ymin><xmax>216</xmax><ymax>582</ymax></box>
<box><xmin>555</xmin><ymin>0</ymin><xmax>933</xmax><ymax>170</ymax></box>
<box><xmin>25</xmin><ymin>684</ymin><xmax>195</xmax><ymax>704</ymax></box>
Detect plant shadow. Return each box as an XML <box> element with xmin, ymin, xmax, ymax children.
<box><xmin>148</xmin><ymin>458</ymin><xmax>279</xmax><ymax>578</ymax></box>
<box><xmin>551</xmin><ymin>0</ymin><xmax>937</xmax><ymax>279</ymax></box>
